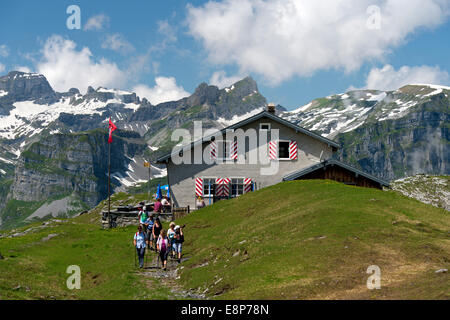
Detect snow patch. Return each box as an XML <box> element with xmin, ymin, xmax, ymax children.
<box><xmin>422</xmin><ymin>88</ymin><xmax>443</xmax><ymax>97</ymax></box>
<box><xmin>0</xmin><ymin>156</ymin><xmax>14</xmax><ymax>164</ymax></box>
<box><xmin>291</xmin><ymin>102</ymin><xmax>312</xmax><ymax>114</ymax></box>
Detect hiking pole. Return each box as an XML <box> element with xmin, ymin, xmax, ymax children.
<box><xmin>144</xmin><ymin>247</ymin><xmax>148</xmax><ymax>269</ymax></box>
<box><xmin>156</xmin><ymin>250</ymin><xmax>160</xmax><ymax>269</ymax></box>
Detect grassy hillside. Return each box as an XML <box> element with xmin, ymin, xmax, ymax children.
<box><xmin>0</xmin><ymin>180</ymin><xmax>448</xmax><ymax>299</ymax></box>
<box><xmin>0</xmin><ymin>193</ymin><xmax>171</xmax><ymax>300</ymax></box>
<box><xmin>175</xmin><ymin>180</ymin><xmax>449</xmax><ymax>299</ymax></box>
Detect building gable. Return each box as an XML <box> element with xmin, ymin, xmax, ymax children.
<box><xmin>156</xmin><ymin>111</ymin><xmax>340</xmax><ymax>164</ymax></box>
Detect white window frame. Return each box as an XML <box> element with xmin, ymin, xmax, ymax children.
<box><xmin>202</xmin><ymin>177</ymin><xmax>216</xmax><ymax>197</ymax></box>
<box><xmin>277</xmin><ymin>140</ymin><xmax>291</xmax><ymax>160</ymax></box>
<box><xmin>260</xmin><ymin>123</ymin><xmax>271</xmax><ymax>131</ymax></box>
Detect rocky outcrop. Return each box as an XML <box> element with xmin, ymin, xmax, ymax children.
<box><xmin>130</xmin><ymin>76</ymin><xmax>267</xmax><ymax>124</ymax></box>
<box><xmin>391</xmin><ymin>175</ymin><xmax>449</xmax><ymax>211</ymax></box>
<box><xmin>0</xmin><ymin>71</ymin><xmax>58</xmax><ymax>114</ymax></box>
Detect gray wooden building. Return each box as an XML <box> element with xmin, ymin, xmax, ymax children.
<box><xmin>157</xmin><ymin>106</ymin><xmax>388</xmax><ymax>209</ymax></box>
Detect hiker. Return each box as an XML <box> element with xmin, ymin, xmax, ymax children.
<box><xmin>138</xmin><ymin>204</ymin><xmax>148</xmax><ymax>229</ymax></box>
<box><xmin>167</xmin><ymin>222</ymin><xmax>176</xmax><ymax>258</ymax></box>
<box><xmin>156</xmin><ymin>228</ymin><xmax>170</xmax><ymax>270</ymax></box>
<box><xmin>137</xmin><ymin>203</ymin><xmax>144</xmax><ymax>222</ymax></box>
<box><xmin>133</xmin><ymin>225</ymin><xmax>147</xmax><ymax>268</ymax></box>
<box><xmin>152</xmin><ymin>218</ymin><xmax>162</xmax><ymax>251</ymax></box>
<box><xmin>144</xmin><ymin>214</ymin><xmax>155</xmax><ymax>249</ymax></box>
<box><xmin>196</xmin><ymin>196</ymin><xmax>205</xmax><ymax>209</ymax></box>
<box><xmin>173</xmin><ymin>225</ymin><xmax>184</xmax><ymax>263</ymax></box>
<box><xmin>161</xmin><ymin>196</ymin><xmax>171</xmax><ymax>213</ymax></box>
<box><xmin>154</xmin><ymin>198</ymin><xmax>162</xmax><ymax>213</ymax></box>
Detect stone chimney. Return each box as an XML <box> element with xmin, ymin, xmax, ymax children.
<box><xmin>267</xmin><ymin>103</ymin><xmax>276</xmax><ymax>114</ymax></box>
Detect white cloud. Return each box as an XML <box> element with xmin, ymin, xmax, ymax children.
<box><xmin>361</xmin><ymin>64</ymin><xmax>449</xmax><ymax>91</ymax></box>
<box><xmin>133</xmin><ymin>77</ymin><xmax>190</xmax><ymax>105</ymax></box>
<box><xmin>0</xmin><ymin>45</ymin><xmax>9</xmax><ymax>57</ymax></box>
<box><xmin>36</xmin><ymin>35</ymin><xmax>127</xmax><ymax>92</ymax></box>
<box><xmin>84</xmin><ymin>14</ymin><xmax>110</xmax><ymax>31</ymax></box>
<box><xmin>187</xmin><ymin>0</ymin><xmax>450</xmax><ymax>85</ymax></box>
<box><xmin>0</xmin><ymin>63</ymin><xmax>5</xmax><ymax>73</ymax></box>
<box><xmin>209</xmin><ymin>70</ymin><xmax>243</xmax><ymax>88</ymax></box>
<box><xmin>157</xmin><ymin>20</ymin><xmax>177</xmax><ymax>43</ymax></box>
<box><xmin>101</xmin><ymin>33</ymin><xmax>135</xmax><ymax>53</ymax></box>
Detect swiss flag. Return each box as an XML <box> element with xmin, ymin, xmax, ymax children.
<box><xmin>108</xmin><ymin>118</ymin><xmax>117</xmax><ymax>144</ymax></box>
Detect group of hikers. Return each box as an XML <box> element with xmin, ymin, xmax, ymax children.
<box><xmin>133</xmin><ymin>202</ymin><xmax>184</xmax><ymax>270</ymax></box>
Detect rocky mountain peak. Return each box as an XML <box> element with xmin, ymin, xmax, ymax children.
<box><xmin>0</xmin><ymin>71</ymin><xmax>57</xmax><ymax>104</ymax></box>
<box><xmin>186</xmin><ymin>82</ymin><xmax>220</xmax><ymax>107</ymax></box>
<box><xmin>228</xmin><ymin>76</ymin><xmax>258</xmax><ymax>94</ymax></box>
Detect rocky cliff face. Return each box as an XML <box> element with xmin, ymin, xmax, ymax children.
<box><xmin>9</xmin><ymin>130</ymin><xmax>147</xmax><ymax>207</ymax></box>
<box><xmin>335</xmin><ymin>91</ymin><xmax>449</xmax><ymax>180</ymax></box>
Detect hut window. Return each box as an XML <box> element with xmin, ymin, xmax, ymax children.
<box><xmin>203</xmin><ymin>178</ymin><xmax>216</xmax><ymax>196</ymax></box>
<box><xmin>231</xmin><ymin>178</ymin><xmax>244</xmax><ymax>196</ymax></box>
<box><xmin>278</xmin><ymin>141</ymin><xmax>290</xmax><ymax>159</ymax></box>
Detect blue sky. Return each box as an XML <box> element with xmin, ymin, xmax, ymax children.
<box><xmin>0</xmin><ymin>0</ymin><xmax>449</xmax><ymax>110</ymax></box>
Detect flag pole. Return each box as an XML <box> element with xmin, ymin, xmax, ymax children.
<box><xmin>148</xmin><ymin>160</ymin><xmax>151</xmax><ymax>203</ymax></box>
<box><xmin>107</xmin><ymin>117</ymin><xmax>117</xmax><ymax>229</ymax></box>
<box><xmin>108</xmin><ymin>140</ymin><xmax>111</xmax><ymax>228</ymax></box>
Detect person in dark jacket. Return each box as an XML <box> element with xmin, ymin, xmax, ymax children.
<box><xmin>152</xmin><ymin>218</ymin><xmax>162</xmax><ymax>251</ymax></box>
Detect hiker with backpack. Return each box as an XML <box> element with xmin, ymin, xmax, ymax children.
<box><xmin>167</xmin><ymin>222</ymin><xmax>176</xmax><ymax>259</ymax></box>
<box><xmin>145</xmin><ymin>214</ymin><xmax>155</xmax><ymax>250</ymax></box>
<box><xmin>138</xmin><ymin>204</ymin><xmax>148</xmax><ymax>229</ymax></box>
<box><xmin>133</xmin><ymin>225</ymin><xmax>147</xmax><ymax>269</ymax></box>
<box><xmin>152</xmin><ymin>218</ymin><xmax>162</xmax><ymax>251</ymax></box>
<box><xmin>173</xmin><ymin>225</ymin><xmax>184</xmax><ymax>263</ymax></box>
<box><xmin>156</xmin><ymin>228</ymin><xmax>170</xmax><ymax>270</ymax></box>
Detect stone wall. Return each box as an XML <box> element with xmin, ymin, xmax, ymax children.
<box><xmin>101</xmin><ymin>211</ymin><xmax>174</xmax><ymax>229</ymax></box>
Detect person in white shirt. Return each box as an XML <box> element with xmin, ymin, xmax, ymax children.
<box><xmin>133</xmin><ymin>225</ymin><xmax>147</xmax><ymax>268</ymax></box>
<box><xmin>167</xmin><ymin>222</ymin><xmax>176</xmax><ymax>258</ymax></box>
<box><xmin>161</xmin><ymin>196</ymin><xmax>171</xmax><ymax>212</ymax></box>
<box><xmin>196</xmin><ymin>196</ymin><xmax>205</xmax><ymax>209</ymax></box>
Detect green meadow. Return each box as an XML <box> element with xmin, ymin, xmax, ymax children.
<box><xmin>0</xmin><ymin>180</ymin><xmax>448</xmax><ymax>299</ymax></box>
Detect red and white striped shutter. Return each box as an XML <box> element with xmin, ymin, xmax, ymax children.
<box><xmin>244</xmin><ymin>178</ymin><xmax>252</xmax><ymax>193</ymax></box>
<box><xmin>215</xmin><ymin>178</ymin><xmax>224</xmax><ymax>196</ymax></box>
<box><xmin>231</xmin><ymin>141</ymin><xmax>238</xmax><ymax>160</ymax></box>
<box><xmin>269</xmin><ymin>140</ymin><xmax>278</xmax><ymax>160</ymax></box>
<box><xmin>223</xmin><ymin>178</ymin><xmax>231</xmax><ymax>197</ymax></box>
<box><xmin>210</xmin><ymin>141</ymin><xmax>217</xmax><ymax>160</ymax></box>
<box><xmin>195</xmin><ymin>178</ymin><xmax>203</xmax><ymax>197</ymax></box>
<box><xmin>289</xmin><ymin>140</ymin><xmax>298</xmax><ymax>160</ymax></box>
